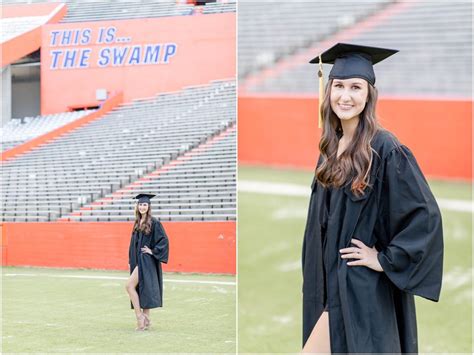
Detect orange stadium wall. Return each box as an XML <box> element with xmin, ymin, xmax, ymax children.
<box><xmin>238</xmin><ymin>95</ymin><xmax>472</xmax><ymax>180</ymax></box>
<box><xmin>2</xmin><ymin>3</ymin><xmax>67</xmax><ymax>66</ymax></box>
<box><xmin>40</xmin><ymin>13</ymin><xmax>236</xmax><ymax>113</ymax></box>
<box><xmin>2</xmin><ymin>222</ymin><xmax>236</xmax><ymax>274</ymax></box>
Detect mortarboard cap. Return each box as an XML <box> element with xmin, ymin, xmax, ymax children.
<box><xmin>309</xmin><ymin>43</ymin><xmax>398</xmax><ymax>128</ymax></box>
<box><xmin>309</xmin><ymin>43</ymin><xmax>398</xmax><ymax>85</ymax></box>
<box><xmin>134</xmin><ymin>193</ymin><xmax>156</xmax><ymax>204</ymax></box>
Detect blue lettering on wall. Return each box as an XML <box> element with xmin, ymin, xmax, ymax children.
<box><xmin>50</xmin><ymin>31</ymin><xmax>61</xmax><ymax>46</ymax></box>
<box><xmin>163</xmin><ymin>43</ymin><xmax>177</xmax><ymax>64</ymax></box>
<box><xmin>61</xmin><ymin>30</ymin><xmax>72</xmax><ymax>46</ymax></box>
<box><xmin>105</xmin><ymin>27</ymin><xmax>116</xmax><ymax>44</ymax></box>
<box><xmin>128</xmin><ymin>46</ymin><xmax>141</xmax><ymax>65</ymax></box>
<box><xmin>72</xmin><ymin>29</ymin><xmax>80</xmax><ymax>45</ymax></box>
<box><xmin>50</xmin><ymin>50</ymin><xmax>62</xmax><ymax>69</ymax></box>
<box><xmin>79</xmin><ymin>49</ymin><xmax>91</xmax><ymax>68</ymax></box>
<box><xmin>143</xmin><ymin>44</ymin><xmax>161</xmax><ymax>64</ymax></box>
<box><xmin>98</xmin><ymin>48</ymin><xmax>110</xmax><ymax>67</ymax></box>
<box><xmin>81</xmin><ymin>29</ymin><xmax>92</xmax><ymax>45</ymax></box>
<box><xmin>48</xmin><ymin>26</ymin><xmax>180</xmax><ymax>70</ymax></box>
<box><xmin>112</xmin><ymin>46</ymin><xmax>129</xmax><ymax>66</ymax></box>
<box><xmin>97</xmin><ymin>27</ymin><xmax>105</xmax><ymax>44</ymax></box>
<box><xmin>62</xmin><ymin>50</ymin><xmax>77</xmax><ymax>68</ymax></box>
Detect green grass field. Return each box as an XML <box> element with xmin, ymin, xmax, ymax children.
<box><xmin>2</xmin><ymin>267</ymin><xmax>236</xmax><ymax>353</ymax></box>
<box><xmin>238</xmin><ymin>165</ymin><xmax>472</xmax><ymax>353</ymax></box>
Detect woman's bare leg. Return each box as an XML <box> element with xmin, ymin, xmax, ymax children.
<box><xmin>143</xmin><ymin>309</ymin><xmax>151</xmax><ymax>327</ymax></box>
<box><xmin>302</xmin><ymin>311</ymin><xmax>331</xmax><ymax>354</ymax></box>
<box><xmin>125</xmin><ymin>266</ymin><xmax>142</xmax><ymax>318</ymax></box>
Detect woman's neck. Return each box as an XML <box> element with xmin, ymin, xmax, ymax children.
<box><xmin>340</xmin><ymin>116</ymin><xmax>359</xmax><ymax>141</ymax></box>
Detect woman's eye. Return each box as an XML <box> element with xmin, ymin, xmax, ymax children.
<box><xmin>352</xmin><ymin>86</ymin><xmax>361</xmax><ymax>90</ymax></box>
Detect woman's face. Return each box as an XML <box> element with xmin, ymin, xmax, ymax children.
<box><xmin>138</xmin><ymin>202</ymin><xmax>149</xmax><ymax>215</ymax></box>
<box><xmin>330</xmin><ymin>78</ymin><xmax>369</xmax><ymax>121</ymax></box>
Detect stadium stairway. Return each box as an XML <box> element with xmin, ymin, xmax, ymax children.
<box><xmin>59</xmin><ymin>123</ymin><xmax>236</xmax><ymax>222</ymax></box>
<box><xmin>1</xmin><ymin>79</ymin><xmax>236</xmax><ymax>223</ymax></box>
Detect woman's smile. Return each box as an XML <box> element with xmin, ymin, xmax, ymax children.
<box><xmin>138</xmin><ymin>202</ymin><xmax>149</xmax><ymax>214</ymax></box>
<box><xmin>338</xmin><ymin>103</ymin><xmax>354</xmax><ymax>111</ymax></box>
<box><xmin>330</xmin><ymin>78</ymin><xmax>369</xmax><ymax>121</ymax></box>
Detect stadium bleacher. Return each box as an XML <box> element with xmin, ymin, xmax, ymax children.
<box><xmin>202</xmin><ymin>0</ymin><xmax>236</xmax><ymax>14</ymax></box>
<box><xmin>240</xmin><ymin>1</ymin><xmax>472</xmax><ymax>97</ymax></box>
<box><xmin>2</xmin><ymin>110</ymin><xmax>95</xmax><ymax>152</ymax></box>
<box><xmin>1</xmin><ymin>16</ymin><xmax>49</xmax><ymax>43</ymax></box>
<box><xmin>1</xmin><ymin>80</ymin><xmax>236</xmax><ymax>222</ymax></box>
<box><xmin>1</xmin><ymin>0</ymin><xmax>236</xmax><ymax>22</ymax></box>
<box><xmin>238</xmin><ymin>0</ymin><xmax>392</xmax><ymax>78</ymax></box>
<box><xmin>63</xmin><ymin>124</ymin><xmax>236</xmax><ymax>222</ymax></box>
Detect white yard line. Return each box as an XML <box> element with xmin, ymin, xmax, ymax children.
<box><xmin>239</xmin><ymin>180</ymin><xmax>473</xmax><ymax>213</ymax></box>
<box><xmin>4</xmin><ymin>273</ymin><xmax>235</xmax><ymax>286</ymax></box>
<box><xmin>239</xmin><ymin>180</ymin><xmax>309</xmax><ymax>197</ymax></box>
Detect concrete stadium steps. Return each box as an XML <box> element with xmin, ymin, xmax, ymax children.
<box><xmin>238</xmin><ymin>0</ymin><xmax>391</xmax><ymax>78</ymax></box>
<box><xmin>1</xmin><ymin>15</ymin><xmax>49</xmax><ymax>43</ymax></box>
<box><xmin>202</xmin><ymin>0</ymin><xmax>236</xmax><ymax>14</ymax></box>
<box><xmin>2</xmin><ymin>0</ymin><xmax>193</xmax><ymax>22</ymax></box>
<box><xmin>2</xmin><ymin>0</ymin><xmax>235</xmax><ymax>22</ymax></box>
<box><xmin>244</xmin><ymin>1</ymin><xmax>472</xmax><ymax>97</ymax></box>
<box><xmin>1</xmin><ymin>110</ymin><xmax>95</xmax><ymax>152</ymax></box>
<box><xmin>61</xmin><ymin>124</ymin><xmax>236</xmax><ymax>222</ymax></box>
<box><xmin>1</xmin><ymin>80</ymin><xmax>236</xmax><ymax>222</ymax></box>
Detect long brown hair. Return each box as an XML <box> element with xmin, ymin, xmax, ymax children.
<box><xmin>316</xmin><ymin>79</ymin><xmax>381</xmax><ymax>196</ymax></box>
<box><xmin>133</xmin><ymin>203</ymin><xmax>152</xmax><ymax>235</ymax></box>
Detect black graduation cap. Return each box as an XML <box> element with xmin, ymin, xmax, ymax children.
<box><xmin>309</xmin><ymin>43</ymin><xmax>398</xmax><ymax>127</ymax></box>
<box><xmin>134</xmin><ymin>193</ymin><xmax>156</xmax><ymax>204</ymax></box>
<box><xmin>309</xmin><ymin>43</ymin><xmax>398</xmax><ymax>85</ymax></box>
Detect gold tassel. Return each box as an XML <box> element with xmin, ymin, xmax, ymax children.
<box><xmin>318</xmin><ymin>55</ymin><xmax>324</xmax><ymax>129</ymax></box>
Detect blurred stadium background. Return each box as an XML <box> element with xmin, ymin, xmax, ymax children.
<box><xmin>1</xmin><ymin>0</ymin><xmax>236</xmax><ymax>352</ymax></box>
<box><xmin>237</xmin><ymin>0</ymin><xmax>472</xmax><ymax>353</ymax></box>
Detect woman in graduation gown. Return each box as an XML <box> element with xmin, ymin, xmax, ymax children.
<box><xmin>126</xmin><ymin>193</ymin><xmax>169</xmax><ymax>331</ymax></box>
<box><xmin>301</xmin><ymin>43</ymin><xmax>444</xmax><ymax>353</ymax></box>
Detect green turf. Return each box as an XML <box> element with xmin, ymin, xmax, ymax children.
<box><xmin>238</xmin><ymin>165</ymin><xmax>472</xmax><ymax>353</ymax></box>
<box><xmin>2</xmin><ymin>267</ymin><xmax>236</xmax><ymax>353</ymax></box>
<box><xmin>239</xmin><ymin>165</ymin><xmax>473</xmax><ymax>201</ymax></box>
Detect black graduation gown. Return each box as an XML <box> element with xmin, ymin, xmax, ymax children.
<box><xmin>302</xmin><ymin>129</ymin><xmax>443</xmax><ymax>353</ymax></box>
<box><xmin>129</xmin><ymin>217</ymin><xmax>169</xmax><ymax>309</ymax></box>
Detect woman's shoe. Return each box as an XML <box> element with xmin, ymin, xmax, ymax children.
<box><xmin>135</xmin><ymin>313</ymin><xmax>146</xmax><ymax>331</ymax></box>
<box><xmin>143</xmin><ymin>313</ymin><xmax>151</xmax><ymax>329</ymax></box>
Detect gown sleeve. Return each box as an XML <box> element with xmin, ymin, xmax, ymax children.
<box><xmin>377</xmin><ymin>145</ymin><xmax>444</xmax><ymax>302</ymax></box>
<box><xmin>151</xmin><ymin>219</ymin><xmax>169</xmax><ymax>264</ymax></box>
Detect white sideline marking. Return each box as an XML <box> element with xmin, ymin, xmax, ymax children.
<box><xmin>239</xmin><ymin>180</ymin><xmax>473</xmax><ymax>213</ymax></box>
<box><xmin>239</xmin><ymin>180</ymin><xmax>309</xmax><ymax>197</ymax></box>
<box><xmin>4</xmin><ymin>273</ymin><xmax>235</xmax><ymax>286</ymax></box>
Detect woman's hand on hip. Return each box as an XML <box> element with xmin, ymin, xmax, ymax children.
<box><xmin>141</xmin><ymin>246</ymin><xmax>153</xmax><ymax>255</ymax></box>
<box><xmin>339</xmin><ymin>238</ymin><xmax>383</xmax><ymax>272</ymax></box>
